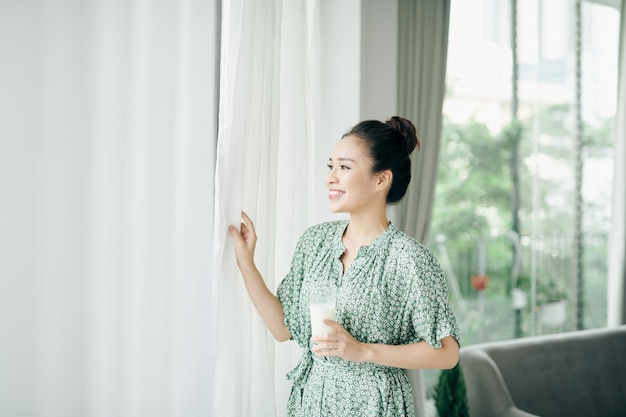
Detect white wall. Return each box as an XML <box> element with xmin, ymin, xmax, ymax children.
<box><xmin>360</xmin><ymin>0</ymin><xmax>399</xmax><ymax>121</ymax></box>
<box><xmin>313</xmin><ymin>0</ymin><xmax>399</xmax><ymax>226</ymax></box>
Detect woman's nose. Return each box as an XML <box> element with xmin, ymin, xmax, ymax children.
<box><xmin>326</xmin><ymin>168</ymin><xmax>337</xmax><ymax>185</ymax></box>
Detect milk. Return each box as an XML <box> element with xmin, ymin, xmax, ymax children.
<box><xmin>310</xmin><ymin>303</ymin><xmax>337</xmax><ymax>336</ymax></box>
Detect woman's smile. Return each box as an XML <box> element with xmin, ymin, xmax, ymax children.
<box><xmin>328</xmin><ymin>189</ymin><xmax>345</xmax><ymax>200</ymax></box>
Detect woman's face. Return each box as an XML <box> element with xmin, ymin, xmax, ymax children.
<box><xmin>326</xmin><ymin>135</ymin><xmax>387</xmax><ymax>214</ymax></box>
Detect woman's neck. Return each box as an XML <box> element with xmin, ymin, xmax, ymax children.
<box><xmin>344</xmin><ymin>211</ymin><xmax>389</xmax><ymax>247</ymax></box>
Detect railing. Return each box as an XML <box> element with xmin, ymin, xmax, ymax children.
<box><xmin>428</xmin><ymin>232</ymin><xmax>609</xmax><ymax>345</ymax></box>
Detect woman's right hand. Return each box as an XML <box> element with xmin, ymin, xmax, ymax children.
<box><xmin>227</xmin><ymin>212</ymin><xmax>291</xmax><ymax>341</ymax></box>
<box><xmin>228</xmin><ymin>211</ymin><xmax>257</xmax><ymax>269</ymax></box>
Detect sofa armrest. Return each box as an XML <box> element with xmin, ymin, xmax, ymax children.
<box><xmin>460</xmin><ymin>349</ymin><xmax>538</xmax><ymax>417</ymax></box>
<box><xmin>500</xmin><ymin>406</ymin><xmax>539</xmax><ymax>417</ymax></box>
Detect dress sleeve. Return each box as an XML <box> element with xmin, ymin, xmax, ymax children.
<box><xmin>410</xmin><ymin>248</ymin><xmax>460</xmax><ymax>349</ymax></box>
<box><xmin>276</xmin><ymin>231</ymin><xmax>309</xmax><ymax>347</ymax></box>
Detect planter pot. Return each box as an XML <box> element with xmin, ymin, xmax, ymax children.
<box><xmin>512</xmin><ymin>288</ymin><xmax>527</xmax><ymax>310</ymax></box>
<box><xmin>538</xmin><ymin>300</ymin><xmax>567</xmax><ymax>327</ymax></box>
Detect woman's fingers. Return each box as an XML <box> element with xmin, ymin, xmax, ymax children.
<box><xmin>241</xmin><ymin>211</ymin><xmax>256</xmax><ymax>236</ymax></box>
<box><xmin>228</xmin><ymin>212</ymin><xmax>258</xmax><ymax>268</ymax></box>
<box><xmin>311</xmin><ymin>321</ymin><xmax>365</xmax><ymax>362</ymax></box>
<box><xmin>228</xmin><ymin>225</ymin><xmax>244</xmax><ymax>243</ymax></box>
<box><xmin>241</xmin><ymin>210</ymin><xmax>253</xmax><ymax>225</ymax></box>
<box><xmin>228</xmin><ymin>212</ymin><xmax>256</xmax><ymax>243</ymax></box>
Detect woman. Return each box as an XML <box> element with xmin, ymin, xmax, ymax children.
<box><xmin>229</xmin><ymin>116</ymin><xmax>460</xmax><ymax>417</ymax></box>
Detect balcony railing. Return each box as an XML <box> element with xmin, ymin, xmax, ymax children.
<box><xmin>428</xmin><ymin>232</ymin><xmax>608</xmax><ymax>345</ymax></box>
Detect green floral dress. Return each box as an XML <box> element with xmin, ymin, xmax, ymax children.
<box><xmin>276</xmin><ymin>220</ymin><xmax>460</xmax><ymax>417</ymax></box>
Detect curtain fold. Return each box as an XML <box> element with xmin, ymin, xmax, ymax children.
<box><xmin>213</xmin><ymin>0</ymin><xmax>319</xmax><ymax>415</ymax></box>
<box><xmin>0</xmin><ymin>1</ymin><xmax>219</xmax><ymax>416</ymax></box>
<box><xmin>608</xmin><ymin>0</ymin><xmax>626</xmax><ymax>326</ymax></box>
<box><xmin>394</xmin><ymin>2</ymin><xmax>451</xmax><ymax>416</ymax></box>
<box><xmin>395</xmin><ymin>0</ymin><xmax>451</xmax><ymax>246</ymax></box>
<box><xmin>87</xmin><ymin>2</ymin><xmax>220</xmax><ymax>414</ymax></box>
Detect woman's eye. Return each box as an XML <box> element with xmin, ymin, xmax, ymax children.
<box><xmin>327</xmin><ymin>163</ymin><xmax>350</xmax><ymax>170</ymax></box>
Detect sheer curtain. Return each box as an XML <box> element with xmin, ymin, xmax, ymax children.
<box><xmin>0</xmin><ymin>1</ymin><xmax>219</xmax><ymax>416</ymax></box>
<box><xmin>212</xmin><ymin>0</ymin><xmax>319</xmax><ymax>416</ymax></box>
<box><xmin>609</xmin><ymin>0</ymin><xmax>626</xmax><ymax>326</ymax></box>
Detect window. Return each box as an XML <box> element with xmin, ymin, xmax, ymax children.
<box><xmin>431</xmin><ymin>0</ymin><xmax>620</xmax><ymax>348</ymax></box>
<box><xmin>424</xmin><ymin>0</ymin><xmax>620</xmax><ymax>405</ymax></box>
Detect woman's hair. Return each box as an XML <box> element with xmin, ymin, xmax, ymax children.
<box><xmin>343</xmin><ymin>116</ymin><xmax>420</xmax><ymax>204</ymax></box>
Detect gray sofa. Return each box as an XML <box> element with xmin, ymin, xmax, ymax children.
<box><xmin>460</xmin><ymin>325</ymin><xmax>626</xmax><ymax>417</ymax></box>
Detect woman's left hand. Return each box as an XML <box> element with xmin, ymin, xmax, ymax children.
<box><xmin>311</xmin><ymin>320</ymin><xmax>367</xmax><ymax>363</ymax></box>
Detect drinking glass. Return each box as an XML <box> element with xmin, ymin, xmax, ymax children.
<box><xmin>308</xmin><ymin>280</ymin><xmax>337</xmax><ymax>336</ymax></box>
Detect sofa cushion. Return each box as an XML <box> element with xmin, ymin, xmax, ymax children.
<box><xmin>461</xmin><ymin>326</ymin><xmax>626</xmax><ymax>417</ymax></box>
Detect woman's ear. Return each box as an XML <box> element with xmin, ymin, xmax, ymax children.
<box><xmin>376</xmin><ymin>170</ymin><xmax>393</xmax><ymax>191</ymax></box>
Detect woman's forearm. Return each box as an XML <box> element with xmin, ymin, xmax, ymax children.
<box><xmin>362</xmin><ymin>336</ymin><xmax>459</xmax><ymax>370</ymax></box>
<box><xmin>311</xmin><ymin>320</ymin><xmax>459</xmax><ymax>369</ymax></box>
<box><xmin>237</xmin><ymin>261</ymin><xmax>292</xmax><ymax>342</ymax></box>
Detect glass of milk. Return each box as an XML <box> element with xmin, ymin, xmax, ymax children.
<box><xmin>309</xmin><ymin>280</ymin><xmax>337</xmax><ymax>336</ymax></box>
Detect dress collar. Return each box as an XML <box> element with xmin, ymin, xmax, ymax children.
<box><xmin>333</xmin><ymin>220</ymin><xmax>396</xmax><ymax>257</ymax></box>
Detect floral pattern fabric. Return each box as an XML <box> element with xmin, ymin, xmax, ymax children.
<box><xmin>276</xmin><ymin>220</ymin><xmax>460</xmax><ymax>417</ymax></box>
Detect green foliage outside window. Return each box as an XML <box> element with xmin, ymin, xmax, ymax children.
<box><xmin>429</xmin><ymin>106</ymin><xmax>613</xmax><ymax>343</ymax></box>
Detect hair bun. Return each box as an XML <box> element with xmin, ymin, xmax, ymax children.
<box><xmin>385</xmin><ymin>116</ymin><xmax>420</xmax><ymax>154</ymax></box>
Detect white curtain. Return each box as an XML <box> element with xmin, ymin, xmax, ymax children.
<box><xmin>609</xmin><ymin>0</ymin><xmax>626</xmax><ymax>326</ymax></box>
<box><xmin>0</xmin><ymin>1</ymin><xmax>219</xmax><ymax>416</ymax></box>
<box><xmin>212</xmin><ymin>0</ymin><xmax>319</xmax><ymax>416</ymax></box>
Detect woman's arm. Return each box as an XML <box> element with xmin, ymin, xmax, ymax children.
<box><xmin>361</xmin><ymin>335</ymin><xmax>459</xmax><ymax>369</ymax></box>
<box><xmin>311</xmin><ymin>320</ymin><xmax>459</xmax><ymax>369</ymax></box>
<box><xmin>229</xmin><ymin>211</ymin><xmax>292</xmax><ymax>342</ymax></box>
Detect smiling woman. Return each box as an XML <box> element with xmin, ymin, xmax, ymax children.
<box><xmin>229</xmin><ymin>117</ymin><xmax>460</xmax><ymax>417</ymax></box>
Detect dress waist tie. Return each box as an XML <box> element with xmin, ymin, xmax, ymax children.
<box><xmin>286</xmin><ymin>349</ymin><xmax>314</xmax><ymax>386</ymax></box>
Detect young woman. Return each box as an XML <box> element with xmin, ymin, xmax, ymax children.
<box><xmin>229</xmin><ymin>116</ymin><xmax>460</xmax><ymax>417</ymax></box>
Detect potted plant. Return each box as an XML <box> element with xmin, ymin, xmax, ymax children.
<box><xmin>433</xmin><ymin>363</ymin><xmax>470</xmax><ymax>417</ymax></box>
<box><xmin>536</xmin><ymin>280</ymin><xmax>567</xmax><ymax>328</ymax></box>
<box><xmin>536</xmin><ymin>280</ymin><xmax>566</xmax><ymax>305</ymax></box>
